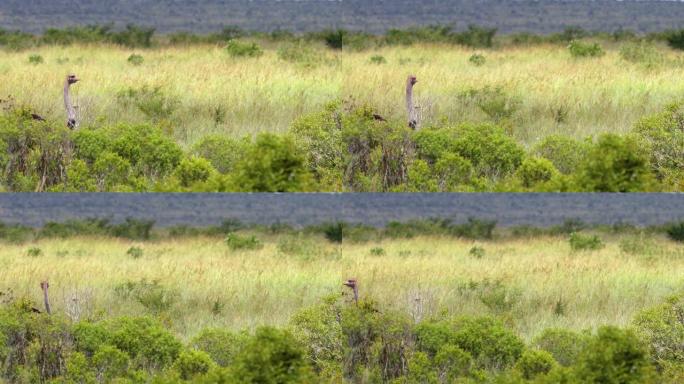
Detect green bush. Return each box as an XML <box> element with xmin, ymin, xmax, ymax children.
<box><xmin>127</xmin><ymin>53</ymin><xmax>144</xmax><ymax>65</ymax></box>
<box><xmin>515</xmin><ymin>157</ymin><xmax>559</xmax><ymax>188</ymax></box>
<box><xmin>231</xmin><ymin>133</ymin><xmax>314</xmax><ymax>192</ymax></box>
<box><xmin>515</xmin><ymin>350</ymin><xmax>556</xmax><ymax>379</ymax></box>
<box><xmin>191</xmin><ymin>328</ymin><xmax>248</xmax><ymax>367</ymax></box>
<box><xmin>116</xmin><ymin>87</ymin><xmax>180</xmax><ymax>122</ymax></box>
<box><xmin>28</xmin><ymin>54</ymin><xmax>43</xmax><ymax>64</ymax></box>
<box><xmin>92</xmin><ymin>345</ymin><xmax>129</xmax><ymax>380</ymax></box>
<box><xmin>369</xmin><ymin>55</ymin><xmax>386</xmax><ymax>64</ymax></box>
<box><xmin>277</xmin><ymin>42</ymin><xmax>324</xmax><ymax>67</ymax></box>
<box><xmin>634</xmin><ymin>294</ymin><xmax>684</xmax><ymax>367</ymax></box>
<box><xmin>230</xmin><ymin>326</ymin><xmax>314</xmax><ymax>382</ymax></box>
<box><xmin>226</xmin><ymin>40</ymin><xmax>263</xmax><ymax>57</ymax></box>
<box><xmin>174</xmin><ymin>157</ymin><xmax>215</xmax><ymax>187</ymax></box>
<box><xmin>110</xmin><ymin>25</ymin><xmax>155</xmax><ymax>48</ymax></box>
<box><xmin>666</xmin><ymin>222</ymin><xmax>684</xmax><ymax>242</ymax></box>
<box><xmin>320</xmin><ymin>29</ymin><xmax>346</xmax><ymax>49</ymax></box>
<box><xmin>574</xmin><ymin>326</ymin><xmax>656</xmax><ymax>384</ymax></box>
<box><xmin>633</xmin><ymin>102</ymin><xmax>684</xmax><ymax>188</ymax></box>
<box><xmin>114</xmin><ymin>279</ymin><xmax>179</xmax><ymax>314</ymax></box>
<box><xmin>532</xmin><ymin>135</ymin><xmax>588</xmax><ymax>175</ymax></box>
<box><xmin>0</xmin><ymin>222</ymin><xmax>34</xmax><ymax>243</ymax></box>
<box><xmin>173</xmin><ymin>349</ymin><xmax>215</xmax><ymax>380</ymax></box>
<box><xmin>111</xmin><ymin>218</ymin><xmax>154</xmax><ymax>240</ymax></box>
<box><xmin>568</xmin><ymin>232</ymin><xmax>604</xmax><ymax>251</ymax></box>
<box><xmin>574</xmin><ymin>134</ymin><xmax>655</xmax><ymax>192</ymax></box>
<box><xmin>568</xmin><ymin>40</ymin><xmax>604</xmax><ymax>58</ymax></box>
<box><xmin>460</xmin><ymin>86</ymin><xmax>521</xmax><ymax>122</ymax></box>
<box><xmin>469</xmin><ymin>53</ymin><xmax>486</xmax><ymax>66</ymax></box>
<box><xmin>533</xmin><ymin>328</ymin><xmax>589</xmax><ymax>367</ymax></box>
<box><xmin>225</xmin><ymin>233</ymin><xmax>263</xmax><ymax>250</ymax></box>
<box><xmin>620</xmin><ymin>42</ymin><xmax>664</xmax><ymax>66</ymax></box>
<box><xmin>664</xmin><ymin>29</ymin><xmax>684</xmax><ymax>50</ymax></box>
<box><xmin>104</xmin><ymin>316</ymin><xmax>182</xmax><ymax>370</ymax></box>
<box><xmin>26</xmin><ymin>247</ymin><xmax>42</xmax><ymax>257</ymax></box>
<box><xmin>126</xmin><ymin>246</ymin><xmax>143</xmax><ymax>259</ymax></box>
<box><xmin>191</xmin><ymin>135</ymin><xmax>248</xmax><ymax>174</ymax></box>
<box><xmin>469</xmin><ymin>246</ymin><xmax>485</xmax><ymax>259</ymax></box>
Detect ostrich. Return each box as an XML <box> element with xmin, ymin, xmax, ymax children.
<box><xmin>406</xmin><ymin>75</ymin><xmax>419</xmax><ymax>129</ymax></box>
<box><xmin>343</xmin><ymin>278</ymin><xmax>359</xmax><ymax>305</ymax></box>
<box><xmin>64</xmin><ymin>74</ymin><xmax>79</xmax><ymax>129</ymax></box>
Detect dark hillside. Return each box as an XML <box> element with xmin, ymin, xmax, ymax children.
<box><xmin>1</xmin><ymin>0</ymin><xmax>684</xmax><ymax>34</ymax></box>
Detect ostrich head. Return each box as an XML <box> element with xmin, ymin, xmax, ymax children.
<box><xmin>407</xmin><ymin>75</ymin><xmax>418</xmax><ymax>87</ymax></box>
<box><xmin>343</xmin><ymin>279</ymin><xmax>357</xmax><ymax>289</ymax></box>
<box><xmin>66</xmin><ymin>74</ymin><xmax>79</xmax><ymax>85</ymax></box>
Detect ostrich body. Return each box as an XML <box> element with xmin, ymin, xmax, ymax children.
<box><xmin>406</xmin><ymin>75</ymin><xmax>418</xmax><ymax>129</ymax></box>
<box><xmin>64</xmin><ymin>74</ymin><xmax>79</xmax><ymax>129</ymax></box>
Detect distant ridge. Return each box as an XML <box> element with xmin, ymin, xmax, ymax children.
<box><xmin>2</xmin><ymin>0</ymin><xmax>684</xmax><ymax>34</ymax></box>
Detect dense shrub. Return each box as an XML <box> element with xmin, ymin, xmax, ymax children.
<box><xmin>634</xmin><ymin>294</ymin><xmax>684</xmax><ymax>367</ymax></box>
<box><xmin>533</xmin><ymin>328</ymin><xmax>589</xmax><ymax>367</ymax></box>
<box><xmin>573</xmin><ymin>134</ymin><xmax>655</xmax><ymax>192</ymax></box>
<box><xmin>532</xmin><ymin>135</ymin><xmax>588</xmax><ymax>175</ymax></box>
<box><xmin>633</xmin><ymin>102</ymin><xmax>684</xmax><ymax>188</ymax></box>
<box><xmin>191</xmin><ymin>135</ymin><xmax>248</xmax><ymax>174</ymax></box>
<box><xmin>515</xmin><ymin>350</ymin><xmax>556</xmax><ymax>379</ymax></box>
<box><xmin>127</xmin><ymin>53</ymin><xmax>144</xmax><ymax>65</ymax></box>
<box><xmin>620</xmin><ymin>42</ymin><xmax>664</xmax><ymax>66</ymax></box>
<box><xmin>226</xmin><ymin>40</ymin><xmax>263</xmax><ymax>57</ymax></box>
<box><xmin>574</xmin><ymin>326</ymin><xmax>656</xmax><ymax>383</ymax></box>
<box><xmin>664</xmin><ymin>29</ymin><xmax>684</xmax><ymax>50</ymax></box>
<box><xmin>568</xmin><ymin>232</ymin><xmax>604</xmax><ymax>251</ymax></box>
<box><xmin>515</xmin><ymin>157</ymin><xmax>559</xmax><ymax>188</ymax></box>
<box><xmin>665</xmin><ymin>222</ymin><xmax>684</xmax><ymax>242</ymax></box>
<box><xmin>278</xmin><ymin>42</ymin><xmax>324</xmax><ymax>67</ymax></box>
<box><xmin>231</xmin><ymin>133</ymin><xmax>314</xmax><ymax>192</ymax></box>
<box><xmin>191</xmin><ymin>328</ymin><xmax>248</xmax><ymax>367</ymax></box>
<box><xmin>230</xmin><ymin>327</ymin><xmax>314</xmax><ymax>382</ymax></box>
<box><xmin>568</xmin><ymin>40</ymin><xmax>604</xmax><ymax>58</ymax></box>
<box><xmin>174</xmin><ymin>157</ymin><xmax>215</xmax><ymax>187</ymax></box>
<box><xmin>173</xmin><ymin>349</ymin><xmax>215</xmax><ymax>380</ymax></box>
<box><xmin>110</xmin><ymin>218</ymin><xmax>154</xmax><ymax>240</ymax></box>
<box><xmin>469</xmin><ymin>53</ymin><xmax>486</xmax><ymax>66</ymax></box>
<box><xmin>225</xmin><ymin>233</ymin><xmax>263</xmax><ymax>250</ymax></box>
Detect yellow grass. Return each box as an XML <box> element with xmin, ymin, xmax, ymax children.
<box><xmin>1</xmin><ymin>233</ymin><xmax>682</xmax><ymax>341</ymax></box>
<box><xmin>1</xmin><ymin>42</ymin><xmax>683</xmax><ymax>148</ymax></box>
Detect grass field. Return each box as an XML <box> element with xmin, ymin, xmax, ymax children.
<box><xmin>2</xmin><ymin>231</ymin><xmax>682</xmax><ymax>341</ymax></box>
<box><xmin>2</xmin><ymin>41</ymin><xmax>683</xmax><ymax>147</ymax></box>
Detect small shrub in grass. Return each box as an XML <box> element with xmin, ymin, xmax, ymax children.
<box><xmin>126</xmin><ymin>246</ymin><xmax>143</xmax><ymax>259</ymax></box>
<box><xmin>469</xmin><ymin>245</ymin><xmax>485</xmax><ymax>259</ymax></box>
<box><xmin>191</xmin><ymin>328</ymin><xmax>248</xmax><ymax>367</ymax></box>
<box><xmin>515</xmin><ymin>350</ymin><xmax>556</xmax><ymax>379</ymax></box>
<box><xmin>469</xmin><ymin>53</ymin><xmax>486</xmax><ymax>66</ymax></box>
<box><xmin>277</xmin><ymin>42</ymin><xmax>323</xmax><ymax>67</ymax></box>
<box><xmin>620</xmin><ymin>42</ymin><xmax>664</xmax><ymax>66</ymax></box>
<box><xmin>568</xmin><ymin>232</ymin><xmax>604</xmax><ymax>251</ymax></box>
<box><xmin>533</xmin><ymin>328</ymin><xmax>589</xmax><ymax>367</ymax></box>
<box><xmin>226</xmin><ymin>40</ymin><xmax>263</xmax><ymax>58</ymax></box>
<box><xmin>320</xmin><ymin>222</ymin><xmax>345</xmax><ymax>243</ymax></box>
<box><xmin>225</xmin><ymin>233</ymin><xmax>262</xmax><ymax>250</ymax></box>
<box><xmin>451</xmin><ymin>218</ymin><xmax>497</xmax><ymax>240</ymax></box>
<box><xmin>568</xmin><ymin>40</ymin><xmax>604</xmax><ymax>58</ymax></box>
<box><xmin>369</xmin><ymin>247</ymin><xmax>385</xmax><ymax>256</ymax></box>
<box><xmin>114</xmin><ymin>279</ymin><xmax>178</xmax><ymax>314</ymax></box>
<box><xmin>27</xmin><ymin>247</ymin><xmax>42</xmax><ymax>257</ymax></box>
<box><xmin>127</xmin><ymin>53</ymin><xmax>144</xmax><ymax>65</ymax></box>
<box><xmin>28</xmin><ymin>54</ymin><xmax>43</xmax><ymax>64</ymax></box>
<box><xmin>92</xmin><ymin>345</ymin><xmax>129</xmax><ymax>380</ymax></box>
<box><xmin>111</xmin><ymin>218</ymin><xmax>154</xmax><ymax>240</ymax></box>
<box><xmin>172</xmin><ymin>349</ymin><xmax>215</xmax><ymax>380</ymax></box>
<box><xmin>0</xmin><ymin>223</ymin><xmax>34</xmax><ymax>243</ymax></box>
<box><xmin>666</xmin><ymin>222</ymin><xmax>684</xmax><ymax>242</ymax></box>
<box><xmin>665</xmin><ymin>29</ymin><xmax>684</xmax><ymax>51</ymax></box>
<box><xmin>369</xmin><ymin>55</ymin><xmax>386</xmax><ymax>64</ymax></box>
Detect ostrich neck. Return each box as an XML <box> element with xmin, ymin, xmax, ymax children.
<box><xmin>64</xmin><ymin>81</ymin><xmax>76</xmax><ymax>122</ymax></box>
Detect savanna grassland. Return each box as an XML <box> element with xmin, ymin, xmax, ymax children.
<box><xmin>0</xmin><ymin>26</ymin><xmax>683</xmax><ymax>193</ymax></box>
<box><xmin>1</xmin><ymin>220</ymin><xmax>684</xmax><ymax>383</ymax></box>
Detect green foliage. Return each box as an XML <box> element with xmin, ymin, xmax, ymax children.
<box><xmin>633</xmin><ymin>102</ymin><xmax>684</xmax><ymax>188</ymax></box>
<box><xmin>26</xmin><ymin>246</ymin><xmax>42</xmax><ymax>257</ymax></box>
<box><xmin>515</xmin><ymin>350</ymin><xmax>556</xmax><ymax>379</ymax></box>
<box><xmin>574</xmin><ymin>134</ymin><xmax>655</xmax><ymax>192</ymax></box>
<box><xmin>114</xmin><ymin>279</ymin><xmax>178</xmax><ymax>314</ymax></box>
<box><xmin>532</xmin><ymin>135</ymin><xmax>588</xmax><ymax>175</ymax></box>
<box><xmin>126</xmin><ymin>246</ymin><xmax>143</xmax><ymax>259</ymax></box>
<box><xmin>103</xmin><ymin>316</ymin><xmax>182</xmax><ymax>370</ymax></box>
<box><xmin>225</xmin><ymin>233</ymin><xmax>263</xmax><ymax>250</ymax></box>
<box><xmin>173</xmin><ymin>350</ymin><xmax>215</xmax><ymax>380</ymax></box>
<box><xmin>191</xmin><ymin>328</ymin><xmax>248</xmax><ymax>367</ymax></box>
<box><xmin>620</xmin><ymin>42</ymin><xmax>664</xmax><ymax>66</ymax></box>
<box><xmin>277</xmin><ymin>42</ymin><xmax>324</xmax><ymax>67</ymax></box>
<box><xmin>469</xmin><ymin>53</ymin><xmax>486</xmax><ymax>66</ymax></box>
<box><xmin>666</xmin><ymin>222</ymin><xmax>684</xmax><ymax>242</ymax></box>
<box><xmin>574</xmin><ymin>326</ymin><xmax>656</xmax><ymax>384</ymax></box>
<box><xmin>110</xmin><ymin>25</ymin><xmax>155</xmax><ymax>48</ymax></box>
<box><xmin>28</xmin><ymin>54</ymin><xmax>43</xmax><ymax>64</ymax></box>
<box><xmin>174</xmin><ymin>157</ymin><xmax>215</xmax><ymax>187</ymax></box>
<box><xmin>568</xmin><ymin>40</ymin><xmax>604</xmax><ymax>58</ymax></box>
<box><xmin>230</xmin><ymin>326</ymin><xmax>314</xmax><ymax>383</ymax></box>
<box><xmin>321</xmin><ymin>29</ymin><xmax>346</xmax><ymax>49</ymax></box>
<box><xmin>231</xmin><ymin>133</ymin><xmax>314</xmax><ymax>192</ymax></box>
<box><xmin>369</xmin><ymin>55</ymin><xmax>386</xmax><ymax>64</ymax></box>
<box><xmin>226</xmin><ymin>40</ymin><xmax>263</xmax><ymax>57</ymax></box>
<box><xmin>0</xmin><ymin>222</ymin><xmax>33</xmax><ymax>243</ymax></box>
<box><xmin>127</xmin><ymin>53</ymin><xmax>144</xmax><ymax>65</ymax></box>
<box><xmin>460</xmin><ymin>86</ymin><xmax>521</xmax><ymax>122</ymax></box>
<box><xmin>191</xmin><ymin>135</ymin><xmax>247</xmax><ymax>174</ymax></box>
<box><xmin>116</xmin><ymin>87</ymin><xmax>180</xmax><ymax>122</ymax></box>
<box><xmin>111</xmin><ymin>218</ymin><xmax>155</xmax><ymax>240</ymax></box>
<box><xmin>533</xmin><ymin>329</ymin><xmax>589</xmax><ymax>367</ymax></box>
<box><xmin>469</xmin><ymin>246</ymin><xmax>485</xmax><ymax>259</ymax></box>
<box><xmin>515</xmin><ymin>157</ymin><xmax>559</xmax><ymax>188</ymax></box>
<box><xmin>664</xmin><ymin>29</ymin><xmax>684</xmax><ymax>50</ymax></box>
<box><xmin>634</xmin><ymin>294</ymin><xmax>684</xmax><ymax>367</ymax></box>
<box><xmin>92</xmin><ymin>345</ymin><xmax>130</xmax><ymax>380</ymax></box>
<box><xmin>568</xmin><ymin>232</ymin><xmax>604</xmax><ymax>251</ymax></box>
